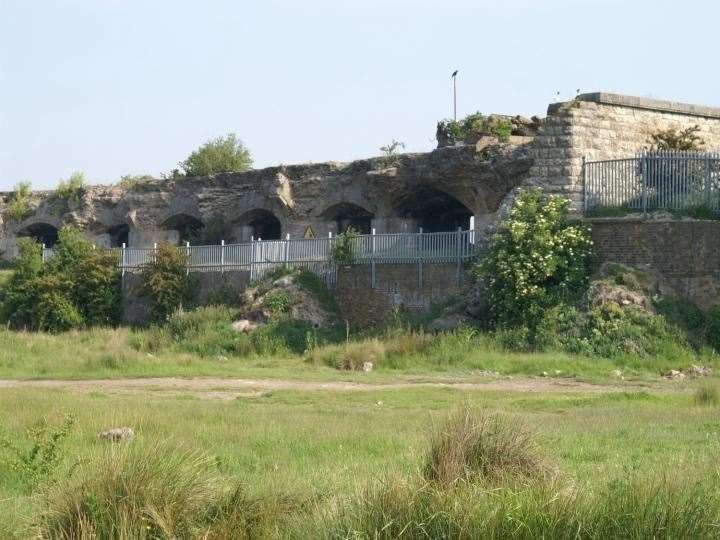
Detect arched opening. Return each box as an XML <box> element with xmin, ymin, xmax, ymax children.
<box><xmin>107</xmin><ymin>224</ymin><xmax>129</xmax><ymax>247</ymax></box>
<box><xmin>18</xmin><ymin>223</ymin><xmax>59</xmax><ymax>247</ymax></box>
<box><xmin>320</xmin><ymin>202</ymin><xmax>374</xmax><ymax>234</ymax></box>
<box><xmin>160</xmin><ymin>214</ymin><xmax>204</xmax><ymax>244</ymax></box>
<box><xmin>393</xmin><ymin>187</ymin><xmax>473</xmax><ymax>232</ymax></box>
<box><xmin>238</xmin><ymin>209</ymin><xmax>281</xmax><ymax>240</ymax></box>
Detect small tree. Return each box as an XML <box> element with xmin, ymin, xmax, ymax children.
<box><xmin>179</xmin><ymin>133</ymin><xmax>253</xmax><ymax>177</ymax></box>
<box><xmin>380</xmin><ymin>139</ymin><xmax>405</xmax><ymax>157</ymax></box>
<box><xmin>141</xmin><ymin>243</ymin><xmax>192</xmax><ymax>323</ymax></box>
<box><xmin>6</xmin><ymin>181</ymin><xmax>32</xmax><ymax>222</ymax></box>
<box><xmin>475</xmin><ymin>189</ymin><xmax>593</xmax><ymax>337</ymax></box>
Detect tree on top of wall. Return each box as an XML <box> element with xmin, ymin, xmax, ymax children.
<box><xmin>178</xmin><ymin>133</ymin><xmax>253</xmax><ymax>177</ymax></box>
<box><xmin>648</xmin><ymin>125</ymin><xmax>705</xmax><ymax>151</ymax></box>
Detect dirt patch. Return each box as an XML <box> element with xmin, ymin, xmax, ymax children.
<box><xmin>0</xmin><ymin>376</ymin><xmax>650</xmax><ymax>401</ymax></box>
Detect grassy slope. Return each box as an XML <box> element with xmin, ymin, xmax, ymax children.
<box><xmin>0</xmin><ymin>383</ymin><xmax>718</xmax><ymax>536</ymax></box>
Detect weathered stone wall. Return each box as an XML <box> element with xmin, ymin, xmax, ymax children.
<box><xmin>0</xmin><ymin>143</ymin><xmax>534</xmax><ymax>259</ymax></box>
<box><xmin>335</xmin><ymin>262</ymin><xmax>471</xmax><ymax>327</ymax></box>
<box><xmin>590</xmin><ymin>218</ymin><xmax>720</xmax><ymax>310</ymax></box>
<box><xmin>531</xmin><ymin>93</ymin><xmax>720</xmax><ymax>208</ymax></box>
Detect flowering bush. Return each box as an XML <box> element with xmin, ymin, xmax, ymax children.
<box><xmin>475</xmin><ymin>189</ymin><xmax>593</xmax><ymax>338</ymax></box>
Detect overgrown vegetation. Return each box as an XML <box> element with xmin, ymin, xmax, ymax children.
<box><xmin>179</xmin><ymin>133</ymin><xmax>253</xmax><ymax>177</ymax></box>
<box><xmin>475</xmin><ymin>189</ymin><xmax>594</xmax><ymax>343</ymax></box>
<box><xmin>439</xmin><ymin>112</ymin><xmax>513</xmax><ymax>144</ymax></box>
<box><xmin>117</xmin><ymin>173</ymin><xmax>155</xmax><ymax>189</ymax></box>
<box><xmin>330</xmin><ymin>226</ymin><xmax>359</xmax><ymax>266</ymax></box>
<box><xmin>55</xmin><ymin>171</ymin><xmax>86</xmax><ymax>202</ymax></box>
<box><xmin>5</xmin><ymin>181</ymin><xmax>32</xmax><ymax>222</ymax></box>
<box><xmin>0</xmin><ymin>227</ymin><xmax>120</xmax><ymax>332</ymax></box>
<box><xmin>649</xmin><ymin>124</ymin><xmax>705</xmax><ymax>151</ymax></box>
<box><xmin>140</xmin><ymin>243</ymin><xmax>193</xmax><ymax>323</ymax></box>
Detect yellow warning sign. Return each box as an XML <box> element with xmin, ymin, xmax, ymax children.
<box><xmin>303</xmin><ymin>226</ymin><xmax>316</xmax><ymax>239</ymax></box>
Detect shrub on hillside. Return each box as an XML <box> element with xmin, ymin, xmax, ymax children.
<box><xmin>475</xmin><ymin>189</ymin><xmax>593</xmax><ymax>341</ymax></box>
<box><xmin>330</xmin><ymin>227</ymin><xmax>359</xmax><ymax>266</ymax></box>
<box><xmin>0</xmin><ymin>228</ymin><xmax>120</xmax><ymax>332</ymax></box>
<box><xmin>141</xmin><ymin>243</ymin><xmax>193</xmax><ymax>323</ymax></box>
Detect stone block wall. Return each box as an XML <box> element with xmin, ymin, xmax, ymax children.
<box><xmin>532</xmin><ymin>93</ymin><xmax>720</xmax><ymax>208</ymax></box>
<box><xmin>590</xmin><ymin>219</ymin><xmax>720</xmax><ymax>310</ymax></box>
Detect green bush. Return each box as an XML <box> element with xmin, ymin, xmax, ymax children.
<box><xmin>330</xmin><ymin>227</ymin><xmax>359</xmax><ymax>266</ymax></box>
<box><xmin>55</xmin><ymin>171</ymin><xmax>86</xmax><ymax>202</ymax></box>
<box><xmin>179</xmin><ymin>133</ymin><xmax>253</xmax><ymax>177</ymax></box>
<box><xmin>0</xmin><ymin>228</ymin><xmax>120</xmax><ymax>332</ymax></box>
<box><xmin>263</xmin><ymin>291</ymin><xmax>292</xmax><ymax>317</ymax></box>
<box><xmin>475</xmin><ymin>189</ymin><xmax>593</xmax><ymax>341</ymax></box>
<box><xmin>438</xmin><ymin>112</ymin><xmax>514</xmax><ymax>144</ymax></box>
<box><xmin>141</xmin><ymin>243</ymin><xmax>193</xmax><ymax>323</ymax></box>
<box><xmin>6</xmin><ymin>181</ymin><xmax>32</xmax><ymax>222</ymax></box>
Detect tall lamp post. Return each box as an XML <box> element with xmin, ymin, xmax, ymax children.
<box><xmin>451</xmin><ymin>70</ymin><xmax>458</xmax><ymax>121</ymax></box>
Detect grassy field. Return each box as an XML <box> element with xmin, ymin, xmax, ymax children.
<box><xmin>1</xmin><ymin>377</ymin><xmax>719</xmax><ymax>537</ymax></box>
<box><xmin>0</xmin><ymin>324</ymin><xmax>714</xmax><ymax>384</ymax></box>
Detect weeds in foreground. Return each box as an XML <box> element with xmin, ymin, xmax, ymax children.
<box><xmin>695</xmin><ymin>382</ymin><xmax>720</xmax><ymax>406</ymax></box>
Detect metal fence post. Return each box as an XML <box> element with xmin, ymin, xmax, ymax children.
<box><xmin>705</xmin><ymin>154</ymin><xmax>712</xmax><ymax>207</ymax></box>
<box><xmin>418</xmin><ymin>227</ymin><xmax>423</xmax><ymax>289</ymax></box>
<box><xmin>370</xmin><ymin>228</ymin><xmax>376</xmax><ymax>289</ymax></box>
<box><xmin>582</xmin><ymin>156</ymin><xmax>587</xmax><ymax>214</ymax></box>
<box><xmin>284</xmin><ymin>233</ymin><xmax>290</xmax><ymax>268</ymax></box>
<box><xmin>250</xmin><ymin>237</ymin><xmax>256</xmax><ymax>281</ymax></box>
<box><xmin>41</xmin><ymin>244</ymin><xmax>46</xmax><ymax>263</ymax></box>
<box><xmin>456</xmin><ymin>227</ymin><xmax>462</xmax><ymax>287</ymax></box>
<box><xmin>185</xmin><ymin>241</ymin><xmax>190</xmax><ymax>275</ymax></box>
<box><xmin>121</xmin><ymin>242</ymin><xmax>126</xmax><ymax>277</ymax></box>
<box><xmin>641</xmin><ymin>154</ymin><xmax>648</xmax><ymax>218</ymax></box>
<box><xmin>220</xmin><ymin>240</ymin><xmax>225</xmax><ymax>274</ymax></box>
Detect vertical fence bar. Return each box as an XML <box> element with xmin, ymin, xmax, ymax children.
<box><xmin>370</xmin><ymin>228</ymin><xmax>376</xmax><ymax>289</ymax></box>
<box><xmin>220</xmin><ymin>240</ymin><xmax>225</xmax><ymax>274</ymax></box>
<box><xmin>582</xmin><ymin>156</ymin><xmax>587</xmax><ymax>214</ymax></box>
<box><xmin>641</xmin><ymin>154</ymin><xmax>648</xmax><ymax>217</ymax></box>
<box><xmin>121</xmin><ymin>243</ymin><xmax>126</xmax><ymax>277</ymax></box>
<box><xmin>250</xmin><ymin>237</ymin><xmax>255</xmax><ymax>281</ymax></box>
<box><xmin>418</xmin><ymin>227</ymin><xmax>423</xmax><ymax>289</ymax></box>
<box><xmin>456</xmin><ymin>227</ymin><xmax>462</xmax><ymax>286</ymax></box>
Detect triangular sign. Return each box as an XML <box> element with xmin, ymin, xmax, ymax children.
<box><xmin>303</xmin><ymin>226</ymin><xmax>316</xmax><ymax>239</ymax></box>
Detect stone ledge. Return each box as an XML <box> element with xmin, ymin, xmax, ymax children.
<box><xmin>575</xmin><ymin>92</ymin><xmax>720</xmax><ymax>120</ymax></box>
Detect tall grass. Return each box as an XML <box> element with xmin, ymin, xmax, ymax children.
<box><xmin>423</xmin><ymin>407</ymin><xmax>551</xmax><ymax>486</ymax></box>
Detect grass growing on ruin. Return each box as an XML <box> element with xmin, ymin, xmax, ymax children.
<box><xmin>0</xmin><ymin>384</ymin><xmax>718</xmax><ymax>537</ymax></box>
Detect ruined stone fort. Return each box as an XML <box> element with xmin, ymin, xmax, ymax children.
<box><xmin>5</xmin><ymin>92</ymin><xmax>720</xmax><ymax>255</ymax></box>
<box><xmin>5</xmin><ymin>92</ymin><xmax>720</xmax><ymax>319</ymax></box>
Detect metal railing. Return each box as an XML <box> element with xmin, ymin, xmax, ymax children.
<box><xmin>584</xmin><ymin>150</ymin><xmax>720</xmax><ymax>214</ymax></box>
<box><xmin>29</xmin><ymin>229</ymin><xmax>481</xmax><ymax>287</ymax></box>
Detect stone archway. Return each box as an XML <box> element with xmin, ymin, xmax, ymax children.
<box><xmin>107</xmin><ymin>224</ymin><xmax>130</xmax><ymax>247</ymax></box>
<box><xmin>237</xmin><ymin>209</ymin><xmax>282</xmax><ymax>241</ymax></box>
<box><xmin>18</xmin><ymin>222</ymin><xmax>59</xmax><ymax>247</ymax></box>
<box><xmin>393</xmin><ymin>186</ymin><xmax>473</xmax><ymax>232</ymax></box>
<box><xmin>320</xmin><ymin>202</ymin><xmax>374</xmax><ymax>234</ymax></box>
<box><xmin>160</xmin><ymin>214</ymin><xmax>204</xmax><ymax>244</ymax></box>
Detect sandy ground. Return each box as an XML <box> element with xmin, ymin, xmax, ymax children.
<box><xmin>0</xmin><ymin>376</ymin><xmax>654</xmax><ymax>400</ymax></box>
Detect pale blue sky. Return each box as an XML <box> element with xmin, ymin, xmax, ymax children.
<box><xmin>1</xmin><ymin>0</ymin><xmax>719</xmax><ymax>190</ymax></box>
